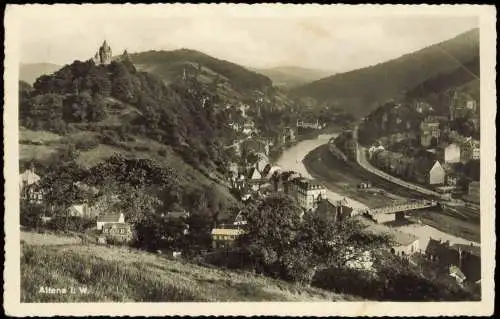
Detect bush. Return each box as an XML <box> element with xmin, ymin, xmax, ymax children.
<box><xmin>158</xmin><ymin>149</ymin><xmax>168</xmax><ymax>157</ymax></box>
<box><xmin>20</xmin><ymin>202</ymin><xmax>46</xmax><ymax>229</ymax></box>
<box><xmin>46</xmin><ymin>215</ymin><xmax>95</xmax><ymax>232</ymax></box>
<box><xmin>134</xmin><ymin>145</ymin><xmax>150</xmax><ymax>152</ymax></box>
<box><xmin>74</xmin><ymin>137</ymin><xmax>100</xmax><ymax>151</ymax></box>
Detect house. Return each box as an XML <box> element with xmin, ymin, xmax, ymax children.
<box><xmin>19</xmin><ymin>166</ymin><xmax>41</xmax><ymax>189</ymax></box>
<box><xmin>97</xmin><ymin>212</ymin><xmax>125</xmax><ymax>230</ymax></box>
<box><xmin>19</xmin><ymin>166</ymin><xmax>43</xmax><ymax>204</ymax></box>
<box><xmin>261</xmin><ymin>164</ymin><xmax>281</xmax><ymax>180</ymax></box>
<box><xmin>449</xmin><ymin>92</ymin><xmax>478</xmax><ymax>120</ymax></box>
<box><xmin>316</xmin><ymin>198</ymin><xmax>354</xmax><ymax>222</ymax></box>
<box><xmin>364</xmin><ymin>221</ymin><xmax>419</xmax><ymax>257</ymax></box>
<box><xmin>449</xmin><ymin>265</ymin><xmax>467</xmax><ymax>286</ymax></box>
<box><xmin>247</xmin><ymin>167</ymin><xmax>262</xmax><ymax>181</ymax></box>
<box><xmin>102</xmin><ymin>223</ymin><xmax>133</xmax><ymax>243</ymax></box>
<box><xmin>426</xmin><ymin>238</ymin><xmax>481</xmax><ymax>283</ymax></box>
<box><xmin>287</xmin><ymin>177</ymin><xmax>327</xmax><ymax>211</ymax></box>
<box><xmin>460</xmin><ymin>137</ymin><xmax>480</xmax><ymax>163</ymax></box>
<box><xmin>441</xmin><ymin>143</ymin><xmax>461</xmax><ymax>164</ymax></box>
<box><xmin>368</xmin><ymin>144</ymin><xmax>385</xmax><ymax>159</ymax></box>
<box><xmin>281</xmin><ymin>126</ymin><xmax>296</xmax><ymax>144</ymax></box>
<box><xmin>245</xmin><ymin>167</ymin><xmax>268</xmax><ymax>191</ymax></box>
<box><xmin>255</xmin><ymin>153</ymin><xmax>269</xmax><ymax>174</ymax></box>
<box><xmin>233</xmin><ymin>210</ymin><xmax>247</xmax><ymax>226</ymax></box>
<box><xmin>414</xmin><ymin>101</ymin><xmax>434</xmax><ymax>114</ymax></box>
<box><xmin>465</xmin><ymin>181</ymin><xmax>480</xmax><ymax>204</ymax></box>
<box><xmin>446</xmin><ymin>173</ymin><xmax>459</xmax><ymax>186</ymax></box>
<box><xmin>211</xmin><ymin>227</ymin><xmax>246</xmax><ymax>249</ymax></box>
<box><xmin>413</xmin><ymin>160</ymin><xmax>445</xmax><ymax>185</ymax></box>
<box><xmin>419</xmin><ymin>117</ymin><xmax>441</xmax><ymax>147</ymax></box>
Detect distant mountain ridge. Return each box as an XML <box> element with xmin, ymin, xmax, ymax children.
<box><xmin>248</xmin><ymin>66</ymin><xmax>334</xmax><ymax>88</ymax></box>
<box><xmin>291</xmin><ymin>28</ymin><xmax>479</xmax><ymax>118</ymax></box>
<box><xmin>20</xmin><ymin>63</ymin><xmax>62</xmax><ymax>85</ymax></box>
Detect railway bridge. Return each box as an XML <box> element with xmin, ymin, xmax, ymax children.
<box><xmin>364</xmin><ymin>199</ymin><xmax>439</xmax><ymax>223</ymax></box>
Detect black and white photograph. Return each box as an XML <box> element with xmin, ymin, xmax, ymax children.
<box><xmin>3</xmin><ymin>4</ymin><xmax>496</xmax><ymax>317</ymax></box>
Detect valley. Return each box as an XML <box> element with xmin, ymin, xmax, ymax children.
<box><xmin>17</xmin><ymin>26</ymin><xmax>483</xmax><ymax>304</ymax></box>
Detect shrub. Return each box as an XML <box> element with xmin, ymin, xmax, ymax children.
<box><xmin>134</xmin><ymin>145</ymin><xmax>150</xmax><ymax>152</ymax></box>
<box><xmin>46</xmin><ymin>215</ymin><xmax>95</xmax><ymax>232</ymax></box>
<box><xmin>158</xmin><ymin>149</ymin><xmax>168</xmax><ymax>157</ymax></box>
<box><xmin>74</xmin><ymin>137</ymin><xmax>100</xmax><ymax>151</ymax></box>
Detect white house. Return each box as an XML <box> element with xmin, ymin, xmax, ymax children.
<box><xmin>368</xmin><ymin>144</ymin><xmax>385</xmax><ymax>159</ymax></box>
<box><xmin>97</xmin><ymin>212</ymin><xmax>125</xmax><ymax>230</ymax></box>
<box><xmin>288</xmin><ymin>178</ymin><xmax>327</xmax><ymax>211</ymax></box>
<box><xmin>19</xmin><ymin>167</ymin><xmax>41</xmax><ymax>189</ymax></box>
<box><xmin>428</xmin><ymin>161</ymin><xmax>446</xmax><ymax>185</ymax></box>
<box><xmin>443</xmin><ymin>143</ymin><xmax>461</xmax><ymax>164</ymax></box>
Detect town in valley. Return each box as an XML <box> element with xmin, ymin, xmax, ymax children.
<box><xmin>16</xmin><ymin>11</ymin><xmax>485</xmax><ymax>304</ymax></box>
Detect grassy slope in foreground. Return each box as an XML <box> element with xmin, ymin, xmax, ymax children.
<box><xmin>21</xmin><ymin>242</ymin><xmax>360</xmax><ymax>302</ymax></box>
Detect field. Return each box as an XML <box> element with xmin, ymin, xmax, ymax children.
<box><xmin>20</xmin><ymin>234</ymin><xmax>359</xmax><ymax>302</ymax></box>
<box><xmin>303</xmin><ymin>145</ymin><xmax>480</xmax><ymax>242</ymax></box>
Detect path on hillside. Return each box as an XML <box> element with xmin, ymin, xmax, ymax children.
<box><xmin>353</xmin><ymin>125</ymin><xmax>442</xmax><ymax>198</ymax></box>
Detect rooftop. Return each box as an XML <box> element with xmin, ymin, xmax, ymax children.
<box><xmin>291</xmin><ymin>177</ymin><xmax>325</xmax><ymax>190</ymax></box>
<box><xmin>97</xmin><ymin>212</ymin><xmax>123</xmax><ymax>223</ymax></box>
<box><xmin>211</xmin><ymin>228</ymin><xmax>246</xmax><ymax>236</ymax></box>
<box><xmin>363</xmin><ymin>221</ymin><xmax>418</xmax><ymax>246</ymax></box>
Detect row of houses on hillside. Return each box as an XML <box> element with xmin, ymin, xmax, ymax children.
<box><xmin>419</xmin><ymin>114</ymin><xmax>480</xmax><ymax>160</ymax></box>
<box><xmin>449</xmin><ymin>91</ymin><xmax>479</xmax><ymax>122</ymax></box>
<box><xmin>296</xmin><ymin>119</ymin><xmax>324</xmax><ymax>130</ymax></box>
<box><xmin>370</xmin><ymin>149</ymin><xmax>446</xmax><ymax>186</ymax></box>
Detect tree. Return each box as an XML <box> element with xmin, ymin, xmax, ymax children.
<box><xmin>237</xmin><ymin>194</ymin><xmax>303</xmax><ymax>279</ymax></box>
<box><xmin>238</xmin><ymin>194</ymin><xmax>390</xmax><ymax>285</ymax></box>
<box><xmin>184</xmin><ymin>212</ymin><xmax>214</xmax><ymax>253</ymax></box>
<box><xmin>134</xmin><ymin>213</ymin><xmax>187</xmax><ymax>252</ymax></box>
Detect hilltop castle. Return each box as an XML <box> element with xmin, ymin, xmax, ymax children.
<box><xmin>92</xmin><ymin>40</ymin><xmax>113</xmax><ymax>65</ymax></box>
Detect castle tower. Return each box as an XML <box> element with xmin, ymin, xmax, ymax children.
<box><xmin>98</xmin><ymin>40</ymin><xmax>112</xmax><ymax>65</ymax></box>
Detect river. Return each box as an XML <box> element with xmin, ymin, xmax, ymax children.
<box><xmin>275</xmin><ymin>134</ymin><xmax>368</xmax><ymax>211</ymax></box>
<box><xmin>276</xmin><ymin>134</ymin><xmax>479</xmax><ymax>248</ymax></box>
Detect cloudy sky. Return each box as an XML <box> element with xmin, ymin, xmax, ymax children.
<box><xmin>13</xmin><ymin>4</ymin><xmax>479</xmax><ymax>72</ymax></box>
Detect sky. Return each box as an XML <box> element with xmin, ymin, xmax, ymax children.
<box><xmin>13</xmin><ymin>4</ymin><xmax>479</xmax><ymax>73</ymax></box>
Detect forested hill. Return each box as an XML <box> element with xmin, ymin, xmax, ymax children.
<box><xmin>129</xmin><ymin>49</ymin><xmax>272</xmax><ymax>93</ymax></box>
<box><xmin>290</xmin><ymin>28</ymin><xmax>479</xmax><ymax>118</ymax></box>
<box><xmin>19</xmin><ymin>58</ymin><xmax>234</xmax><ymax>173</ymax></box>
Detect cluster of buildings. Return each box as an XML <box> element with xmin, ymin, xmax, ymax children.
<box><xmin>296</xmin><ymin>119</ymin><xmax>325</xmax><ymax>130</ymax></box>
<box><xmin>19</xmin><ymin>165</ymin><xmax>135</xmax><ymax>244</ymax></box>
<box><xmin>367</xmin><ymin>93</ymin><xmax>480</xmax><ymax>203</ymax></box>
<box><xmin>426</xmin><ymin>238</ymin><xmax>481</xmax><ymax>285</ymax></box>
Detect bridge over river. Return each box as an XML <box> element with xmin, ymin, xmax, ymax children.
<box><xmin>365</xmin><ymin>199</ymin><xmax>439</xmax><ymax>223</ymax></box>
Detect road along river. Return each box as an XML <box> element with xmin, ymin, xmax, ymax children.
<box><xmin>276</xmin><ymin>134</ymin><xmax>479</xmax><ymax>248</ymax></box>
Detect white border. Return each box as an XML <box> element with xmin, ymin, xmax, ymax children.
<box><xmin>4</xmin><ymin>4</ymin><xmax>496</xmax><ymax>317</ymax></box>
